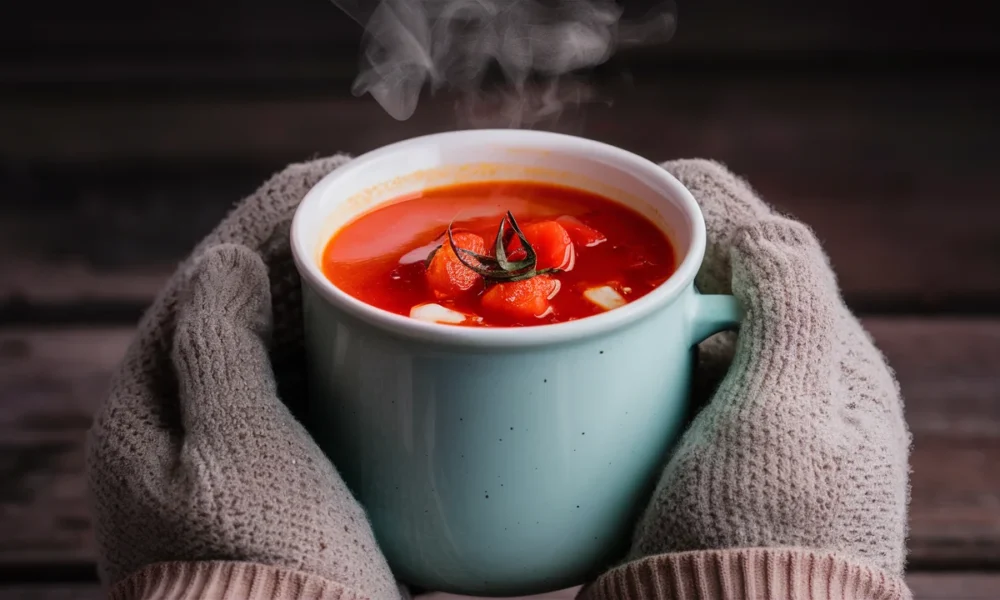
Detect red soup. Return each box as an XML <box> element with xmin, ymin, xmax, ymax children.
<box><xmin>322</xmin><ymin>181</ymin><xmax>676</xmax><ymax>327</ymax></box>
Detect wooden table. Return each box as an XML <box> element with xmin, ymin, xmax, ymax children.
<box><xmin>2</xmin><ymin>0</ymin><xmax>998</xmax><ymax>597</ymax></box>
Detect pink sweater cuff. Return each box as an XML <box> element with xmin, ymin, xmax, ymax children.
<box><xmin>109</xmin><ymin>561</ymin><xmax>369</xmax><ymax>600</ymax></box>
<box><xmin>579</xmin><ymin>548</ymin><xmax>912</xmax><ymax>600</ymax></box>
<box><xmin>108</xmin><ymin>548</ymin><xmax>911</xmax><ymax>600</ymax></box>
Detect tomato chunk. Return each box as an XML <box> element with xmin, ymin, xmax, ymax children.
<box><xmin>481</xmin><ymin>276</ymin><xmax>561</xmax><ymax>321</ymax></box>
<box><xmin>506</xmin><ymin>221</ymin><xmax>575</xmax><ymax>271</ymax></box>
<box><xmin>425</xmin><ymin>232</ymin><xmax>487</xmax><ymax>300</ymax></box>
<box><xmin>555</xmin><ymin>215</ymin><xmax>606</xmax><ymax>247</ymax></box>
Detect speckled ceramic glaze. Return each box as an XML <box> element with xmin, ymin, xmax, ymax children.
<box><xmin>291</xmin><ymin>130</ymin><xmax>742</xmax><ymax>596</ymax></box>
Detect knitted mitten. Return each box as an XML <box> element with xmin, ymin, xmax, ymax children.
<box><xmin>581</xmin><ymin>161</ymin><xmax>911</xmax><ymax>600</ymax></box>
<box><xmin>86</xmin><ymin>159</ymin><xmax>404</xmax><ymax>600</ymax></box>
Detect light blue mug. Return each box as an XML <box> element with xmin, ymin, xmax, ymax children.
<box><xmin>291</xmin><ymin>130</ymin><xmax>741</xmax><ymax>596</ymax></box>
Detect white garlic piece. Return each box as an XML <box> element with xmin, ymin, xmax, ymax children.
<box><xmin>409</xmin><ymin>303</ymin><xmax>471</xmax><ymax>324</ymax></box>
<box><xmin>583</xmin><ymin>286</ymin><xmax>627</xmax><ymax>311</ymax></box>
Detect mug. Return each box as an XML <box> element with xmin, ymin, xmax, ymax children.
<box><xmin>290</xmin><ymin>130</ymin><xmax>741</xmax><ymax>596</ymax></box>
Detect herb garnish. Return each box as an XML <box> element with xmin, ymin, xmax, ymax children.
<box><xmin>443</xmin><ymin>211</ymin><xmax>561</xmax><ymax>282</ymax></box>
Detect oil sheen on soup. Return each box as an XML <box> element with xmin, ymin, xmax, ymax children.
<box><xmin>322</xmin><ymin>181</ymin><xmax>676</xmax><ymax>327</ymax></box>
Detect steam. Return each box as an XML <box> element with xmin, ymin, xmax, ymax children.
<box><xmin>329</xmin><ymin>0</ymin><xmax>677</xmax><ymax>126</ymax></box>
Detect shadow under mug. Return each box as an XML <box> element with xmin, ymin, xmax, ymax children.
<box><xmin>290</xmin><ymin>130</ymin><xmax>742</xmax><ymax>597</ymax></box>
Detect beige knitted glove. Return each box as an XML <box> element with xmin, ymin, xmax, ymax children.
<box><xmin>86</xmin><ymin>157</ymin><xmax>404</xmax><ymax>599</ymax></box>
<box><xmin>582</xmin><ymin>160</ymin><xmax>912</xmax><ymax>600</ymax></box>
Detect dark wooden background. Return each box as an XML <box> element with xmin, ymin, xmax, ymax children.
<box><xmin>2</xmin><ymin>0</ymin><xmax>999</xmax><ymax>597</ymax></box>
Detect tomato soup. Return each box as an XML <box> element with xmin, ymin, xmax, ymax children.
<box><xmin>322</xmin><ymin>181</ymin><xmax>675</xmax><ymax>327</ymax></box>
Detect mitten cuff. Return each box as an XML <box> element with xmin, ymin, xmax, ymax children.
<box><xmin>579</xmin><ymin>548</ymin><xmax>912</xmax><ymax>600</ymax></box>
<box><xmin>109</xmin><ymin>561</ymin><xmax>370</xmax><ymax>600</ymax></box>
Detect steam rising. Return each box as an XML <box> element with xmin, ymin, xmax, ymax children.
<box><xmin>330</xmin><ymin>0</ymin><xmax>676</xmax><ymax>126</ymax></box>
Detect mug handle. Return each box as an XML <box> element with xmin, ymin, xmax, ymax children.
<box><xmin>689</xmin><ymin>293</ymin><xmax>743</xmax><ymax>345</ymax></box>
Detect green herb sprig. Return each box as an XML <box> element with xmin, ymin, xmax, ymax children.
<box><xmin>436</xmin><ymin>211</ymin><xmax>561</xmax><ymax>283</ymax></box>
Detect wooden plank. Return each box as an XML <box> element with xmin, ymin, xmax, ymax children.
<box><xmin>0</xmin><ymin>318</ymin><xmax>998</xmax><ymax>568</ymax></box>
<box><xmin>3</xmin><ymin>75</ymin><xmax>996</xmax><ymax>165</ymax></box>
<box><xmin>4</xmin><ymin>166</ymin><xmax>1000</xmax><ymax>313</ymax></box>
<box><xmin>1</xmin><ymin>75</ymin><xmax>998</xmax><ymax>311</ymax></box>
<box><xmin>15</xmin><ymin>0</ymin><xmax>988</xmax><ymax>50</ymax></box>
<box><xmin>907</xmin><ymin>574</ymin><xmax>1000</xmax><ymax>600</ymax></box>
<box><xmin>0</xmin><ymin>329</ymin><xmax>131</xmax><ymax>564</ymax></box>
<box><xmin>865</xmin><ymin>319</ymin><xmax>1000</xmax><ymax>566</ymax></box>
<box><xmin>0</xmin><ymin>586</ymin><xmax>100</xmax><ymax>600</ymax></box>
<box><xmin>2</xmin><ymin>0</ymin><xmax>997</xmax><ymax>87</ymax></box>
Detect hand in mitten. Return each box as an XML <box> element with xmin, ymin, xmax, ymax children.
<box><xmin>584</xmin><ymin>161</ymin><xmax>912</xmax><ymax>599</ymax></box>
<box><xmin>86</xmin><ymin>158</ymin><xmax>404</xmax><ymax>599</ymax></box>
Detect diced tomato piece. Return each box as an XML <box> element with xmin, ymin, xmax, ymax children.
<box><xmin>425</xmin><ymin>232</ymin><xmax>487</xmax><ymax>300</ymax></box>
<box><xmin>481</xmin><ymin>276</ymin><xmax>561</xmax><ymax>322</ymax></box>
<box><xmin>555</xmin><ymin>215</ymin><xmax>606</xmax><ymax>247</ymax></box>
<box><xmin>505</xmin><ymin>221</ymin><xmax>575</xmax><ymax>271</ymax></box>
<box><xmin>507</xmin><ymin>246</ymin><xmax>528</xmax><ymax>262</ymax></box>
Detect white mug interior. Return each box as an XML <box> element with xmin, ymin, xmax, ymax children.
<box><xmin>291</xmin><ymin>129</ymin><xmax>706</xmax><ymax>347</ymax></box>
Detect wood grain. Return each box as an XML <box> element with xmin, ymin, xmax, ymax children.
<box><xmin>0</xmin><ymin>586</ymin><xmax>99</xmax><ymax>600</ymax></box>
<box><xmin>4</xmin><ymin>74</ymin><xmax>996</xmax><ymax>165</ymax></box>
<box><xmin>1</xmin><ymin>318</ymin><xmax>998</xmax><ymax>567</ymax></box>
<box><xmin>4</xmin><ymin>164</ymin><xmax>999</xmax><ymax>313</ymax></box>
<box><xmin>906</xmin><ymin>574</ymin><xmax>1000</xmax><ymax>600</ymax></box>
<box><xmin>2</xmin><ymin>75</ymin><xmax>998</xmax><ymax>313</ymax></box>
<box><xmin>0</xmin><ymin>328</ymin><xmax>130</xmax><ymax>564</ymax></box>
<box><xmin>3</xmin><ymin>0</ymin><xmax>997</xmax><ymax>87</ymax></box>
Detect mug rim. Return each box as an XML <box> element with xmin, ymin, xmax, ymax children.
<box><xmin>290</xmin><ymin>129</ymin><xmax>706</xmax><ymax>348</ymax></box>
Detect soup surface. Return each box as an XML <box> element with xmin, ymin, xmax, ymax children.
<box><xmin>322</xmin><ymin>181</ymin><xmax>676</xmax><ymax>327</ymax></box>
